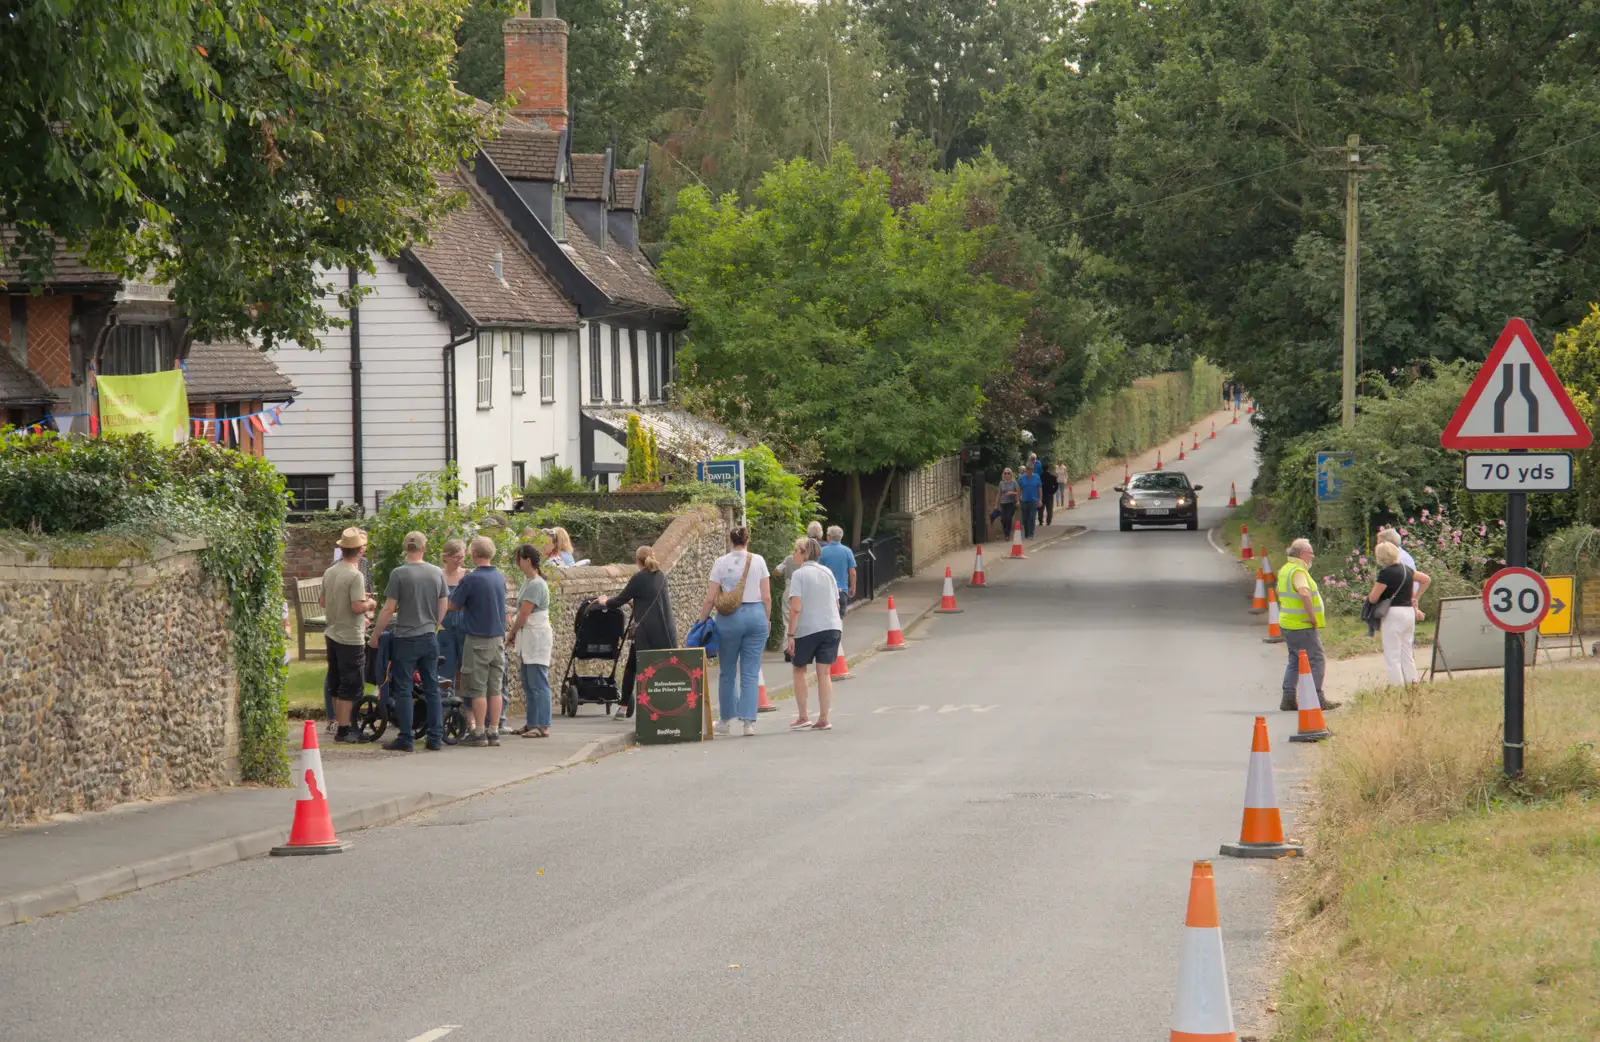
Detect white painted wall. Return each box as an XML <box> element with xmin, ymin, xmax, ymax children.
<box><xmin>454</xmin><ymin>328</ymin><xmax>578</xmax><ymax>506</ymax></box>
<box><xmin>578</xmin><ymin>319</ymin><xmax>669</xmax><ymax>412</ymax></box>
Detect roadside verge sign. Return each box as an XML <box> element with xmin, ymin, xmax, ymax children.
<box><xmin>1538</xmin><ymin>575</ymin><xmax>1576</xmax><ymax>637</ymax></box>
<box><xmin>633</xmin><ymin>648</ymin><xmax>711</xmax><ymax>745</ymax></box>
<box><xmin>1463</xmin><ymin>453</ymin><xmax>1572</xmax><ymax>492</ymax></box>
<box><xmin>1482</xmin><ymin>567</ymin><xmax>1550</xmax><ymax>633</ymax></box>
<box><xmin>1440</xmin><ymin>318</ymin><xmax>1592</xmax><ymax>450</ymax></box>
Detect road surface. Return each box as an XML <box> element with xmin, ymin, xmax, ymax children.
<box><xmin>0</xmin><ymin>425</ymin><xmax>1306</xmax><ymax>1041</ymax></box>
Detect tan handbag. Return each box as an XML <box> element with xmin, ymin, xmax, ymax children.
<box><xmin>714</xmin><ymin>553</ymin><xmax>754</xmax><ymax>616</ymax></box>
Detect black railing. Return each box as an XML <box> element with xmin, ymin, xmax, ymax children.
<box><xmin>857</xmin><ymin>533</ymin><xmax>907</xmax><ymax>602</ymax></box>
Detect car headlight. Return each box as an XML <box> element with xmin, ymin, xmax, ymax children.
<box><xmin>1126</xmin><ymin>498</ymin><xmax>1137</xmax><ymax>507</ymax></box>
<box><xmin>1176</xmin><ymin>497</ymin><xmax>1187</xmax><ymax>506</ymax></box>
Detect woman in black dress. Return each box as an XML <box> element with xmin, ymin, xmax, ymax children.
<box><xmin>597</xmin><ymin>545</ymin><xmax>677</xmax><ymax>720</ymax></box>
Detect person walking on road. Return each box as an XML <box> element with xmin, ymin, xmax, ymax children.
<box><xmin>696</xmin><ymin>527</ymin><xmax>772</xmax><ymax>737</ymax></box>
<box><xmin>784</xmin><ymin>537</ymin><xmax>842</xmax><ymax>731</ymax></box>
<box><xmin>1367</xmin><ymin>541</ymin><xmax>1430</xmax><ymax>687</ymax></box>
<box><xmin>367</xmin><ymin>532</ymin><xmax>448</xmax><ymax>752</ymax></box>
<box><xmin>449</xmin><ymin>536</ymin><xmax>509</xmax><ymax>746</ymax></box>
<box><xmin>323</xmin><ymin>528</ymin><xmax>377</xmax><ymax>743</ymax></box>
<box><xmin>818</xmin><ymin>525</ymin><xmax>857</xmax><ymax>617</ymax></box>
<box><xmin>776</xmin><ymin>521</ymin><xmax>825</xmax><ymax>661</ymax></box>
<box><xmin>997</xmin><ymin>467</ymin><xmax>1020</xmax><ymax>540</ymax></box>
<box><xmin>507</xmin><ymin>544</ymin><xmax>555</xmax><ymax>737</ymax></box>
<box><xmin>1017</xmin><ymin>463</ymin><xmax>1043</xmax><ymax>539</ymax></box>
<box><xmin>1039</xmin><ymin>464</ymin><xmax>1059</xmax><ymax>526</ymax></box>
<box><xmin>598</xmin><ymin>545</ymin><xmax>678</xmax><ymax>722</ymax></box>
<box><xmin>1276</xmin><ymin>538</ymin><xmax>1338</xmax><ymax>713</ymax></box>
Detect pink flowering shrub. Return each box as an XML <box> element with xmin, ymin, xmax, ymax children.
<box><xmin>1321</xmin><ymin>499</ymin><xmax>1506</xmax><ymax>616</ymax></box>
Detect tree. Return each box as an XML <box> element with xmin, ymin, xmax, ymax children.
<box><xmin>661</xmin><ymin>147</ymin><xmax>1027</xmax><ymax>542</ymax></box>
<box><xmin>0</xmin><ymin>0</ymin><xmax>486</xmax><ymax>350</ymax></box>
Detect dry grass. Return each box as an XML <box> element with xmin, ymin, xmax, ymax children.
<box><xmin>1275</xmin><ymin>663</ymin><xmax>1600</xmax><ymax>1040</ymax></box>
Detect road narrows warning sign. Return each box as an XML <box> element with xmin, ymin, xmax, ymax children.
<box><xmin>1440</xmin><ymin>319</ymin><xmax>1593</xmax><ymax>450</ymax></box>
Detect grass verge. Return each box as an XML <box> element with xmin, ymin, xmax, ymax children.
<box><xmin>1275</xmin><ymin>662</ymin><xmax>1600</xmax><ymax>1039</ymax></box>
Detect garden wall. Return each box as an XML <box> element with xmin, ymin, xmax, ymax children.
<box><xmin>0</xmin><ymin>539</ymin><xmax>238</xmax><ymax>826</ymax></box>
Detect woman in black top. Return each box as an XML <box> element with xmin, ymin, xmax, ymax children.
<box><xmin>598</xmin><ymin>546</ymin><xmax>677</xmax><ymax>720</ymax></box>
<box><xmin>1366</xmin><ymin>540</ymin><xmax>1431</xmax><ymax>686</ymax></box>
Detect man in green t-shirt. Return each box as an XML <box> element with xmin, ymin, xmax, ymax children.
<box><xmin>323</xmin><ymin>528</ymin><xmax>377</xmax><ymax>742</ymax></box>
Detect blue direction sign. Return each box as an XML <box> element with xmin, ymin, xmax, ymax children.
<box><xmin>697</xmin><ymin>459</ymin><xmax>747</xmax><ymax>525</ymax></box>
<box><xmin>1316</xmin><ymin>452</ymin><xmax>1355</xmax><ymax>502</ymax></box>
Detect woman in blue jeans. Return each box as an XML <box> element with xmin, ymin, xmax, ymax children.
<box><xmin>696</xmin><ymin>527</ymin><xmax>772</xmax><ymax>737</ymax></box>
<box><xmin>437</xmin><ymin>539</ymin><xmax>470</xmax><ymax>697</ymax></box>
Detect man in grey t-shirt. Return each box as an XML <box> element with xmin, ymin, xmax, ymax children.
<box><xmin>369</xmin><ymin>531</ymin><xmax>449</xmax><ymax>751</ymax></box>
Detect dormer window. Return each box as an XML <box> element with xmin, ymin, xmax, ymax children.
<box><xmin>552</xmin><ymin>184</ymin><xmax>566</xmax><ymax>241</ymax></box>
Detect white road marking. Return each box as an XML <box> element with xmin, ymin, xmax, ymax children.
<box><xmin>406</xmin><ymin>1027</ymin><xmax>461</xmax><ymax>1042</ymax></box>
<box><xmin>1206</xmin><ymin>524</ymin><xmax>1230</xmax><ymax>556</ymax></box>
<box><xmin>873</xmin><ymin>704</ymin><xmax>930</xmax><ymax>714</ymax></box>
<box><xmin>938</xmin><ymin>704</ymin><xmax>1000</xmax><ymax>713</ymax></box>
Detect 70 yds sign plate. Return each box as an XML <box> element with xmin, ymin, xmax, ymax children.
<box><xmin>1482</xmin><ymin>567</ymin><xmax>1551</xmax><ymax>633</ymax></box>
<box><xmin>1463</xmin><ymin>453</ymin><xmax>1572</xmax><ymax>492</ymax></box>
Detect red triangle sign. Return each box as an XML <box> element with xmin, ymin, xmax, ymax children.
<box><xmin>1440</xmin><ymin>318</ymin><xmax>1592</xmax><ymax>450</ymax></box>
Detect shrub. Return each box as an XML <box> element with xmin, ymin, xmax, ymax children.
<box><xmin>1050</xmin><ymin>358</ymin><xmax>1224</xmax><ymax>479</ymax></box>
<box><xmin>524</xmin><ymin>464</ymin><xmax>587</xmax><ymax>494</ymax></box>
<box><xmin>1319</xmin><ymin>495</ymin><xmax>1505</xmax><ymax>616</ymax></box>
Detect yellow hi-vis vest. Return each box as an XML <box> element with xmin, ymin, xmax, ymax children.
<box><xmin>1276</xmin><ymin>559</ymin><xmax>1325</xmax><ymax>630</ymax></box>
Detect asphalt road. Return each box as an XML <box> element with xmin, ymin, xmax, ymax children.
<box><xmin>0</xmin><ymin>425</ymin><xmax>1307</xmax><ymax>1041</ymax></box>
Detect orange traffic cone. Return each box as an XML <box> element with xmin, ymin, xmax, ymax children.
<box><xmin>884</xmin><ymin>595</ymin><xmax>907</xmax><ymax>649</ymax></box>
<box><xmin>757</xmin><ymin>666</ymin><xmax>776</xmax><ymax>712</ymax></box>
<box><xmin>1066</xmin><ymin>483</ymin><xmax>1077</xmax><ymax>509</ymax></box>
<box><xmin>1288</xmin><ymin>651</ymin><xmax>1331</xmax><ymax>743</ymax></box>
<box><xmin>1123</xmin><ymin>461</ymin><xmax>1131</xmax><ymax>483</ymax></box>
<box><xmin>1007</xmin><ymin>522</ymin><xmax>1026</xmax><ymax>559</ymax></box>
<box><xmin>1239</xmin><ymin>525</ymin><xmax>1253</xmax><ymax>560</ymax></box>
<box><xmin>1210</xmin><ymin>422</ymin><xmax>1217</xmax><ymax>440</ymax></box>
<box><xmin>1248</xmin><ymin>574</ymin><xmax>1267</xmax><ymax>614</ymax></box>
<box><xmin>1262</xmin><ymin>587</ymin><xmax>1284</xmax><ymax>643</ymax></box>
<box><xmin>1193</xmin><ymin>432</ymin><xmax>1200</xmax><ymax>451</ymax></box>
<box><xmin>970</xmin><ymin>544</ymin><xmax>987</xmax><ymax>587</ymax></box>
<box><xmin>1168</xmin><ymin>861</ymin><xmax>1237</xmax><ymax>1041</ymax></box>
<box><xmin>271</xmin><ymin>721</ymin><xmax>348</xmax><ymax>856</ymax></box>
<box><xmin>936</xmin><ymin>567</ymin><xmax>963</xmax><ymax>614</ymax></box>
<box><xmin>1227</xmin><ymin>482</ymin><xmax>1238</xmax><ymax>508</ymax></box>
<box><xmin>829</xmin><ymin>652</ymin><xmax>854</xmax><ymax>681</ymax></box>
<box><xmin>1156</xmin><ymin>449</ymin><xmax>1164</xmax><ymax>471</ymax></box>
<box><xmin>1232</xmin><ymin>407</ymin><xmax>1240</xmax><ymax>425</ymax></box>
<box><xmin>1178</xmin><ymin>442</ymin><xmax>1187</xmax><ymax>461</ymax></box>
<box><xmin>1221</xmin><ymin>718</ymin><xmax>1302</xmax><ymax>859</ymax></box>
<box><xmin>1248</xmin><ymin>400</ymin><xmax>1256</xmax><ymax>414</ymax></box>
<box><xmin>1088</xmin><ymin>476</ymin><xmax>1099</xmax><ymax>500</ymax></box>
<box><xmin>1256</xmin><ymin>553</ymin><xmax>1273</xmax><ymax>583</ymax></box>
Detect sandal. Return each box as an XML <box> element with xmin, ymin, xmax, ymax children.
<box><xmin>811</xmin><ymin>721</ymin><xmax>833</xmax><ymax>731</ymax></box>
<box><xmin>512</xmin><ymin>725</ymin><xmax>540</xmax><ymax>736</ymax></box>
<box><xmin>537</xmin><ymin>728</ymin><xmax>550</xmax><ymax>738</ymax></box>
<box><xmin>788</xmin><ymin>718</ymin><xmax>813</xmax><ymax>730</ymax></box>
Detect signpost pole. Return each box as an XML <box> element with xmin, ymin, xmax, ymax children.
<box><xmin>1503</xmin><ymin>484</ymin><xmax>1527</xmax><ymax>779</ymax></box>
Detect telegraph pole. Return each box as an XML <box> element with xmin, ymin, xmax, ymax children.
<box><xmin>1322</xmin><ymin>135</ymin><xmax>1381</xmax><ymax>428</ymax></box>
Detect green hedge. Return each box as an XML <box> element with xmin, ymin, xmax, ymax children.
<box><xmin>0</xmin><ymin>433</ymin><xmax>289</xmax><ymax>783</ymax></box>
<box><xmin>1051</xmin><ymin>359</ymin><xmax>1225</xmax><ymax>478</ymax></box>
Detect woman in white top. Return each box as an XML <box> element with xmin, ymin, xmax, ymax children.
<box><xmin>507</xmin><ymin>544</ymin><xmax>555</xmax><ymax>737</ymax></box>
<box><xmin>784</xmin><ymin>536</ymin><xmax>842</xmax><ymax>731</ymax></box>
<box><xmin>774</xmin><ymin>520</ymin><xmax>825</xmax><ymax>661</ymax></box>
<box><xmin>696</xmin><ymin>526</ymin><xmax>772</xmax><ymax>736</ymax></box>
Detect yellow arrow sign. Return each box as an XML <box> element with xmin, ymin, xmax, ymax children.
<box><xmin>1539</xmin><ymin>575</ymin><xmax>1575</xmax><ymax>636</ymax></box>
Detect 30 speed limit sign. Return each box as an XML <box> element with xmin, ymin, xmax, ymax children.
<box><xmin>1481</xmin><ymin>567</ymin><xmax>1552</xmax><ymax>633</ymax></box>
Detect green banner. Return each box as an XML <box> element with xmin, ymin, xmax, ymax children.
<box><xmin>97</xmin><ymin>371</ymin><xmax>189</xmax><ymax>444</ymax></box>
<box><xmin>634</xmin><ymin>647</ymin><xmax>710</xmax><ymax>744</ymax></box>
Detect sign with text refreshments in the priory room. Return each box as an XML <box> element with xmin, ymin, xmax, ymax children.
<box><xmin>634</xmin><ymin>648</ymin><xmax>711</xmax><ymax>744</ymax></box>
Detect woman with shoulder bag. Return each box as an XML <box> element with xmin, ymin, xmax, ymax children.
<box><xmin>696</xmin><ymin>527</ymin><xmax>772</xmax><ymax>736</ymax></box>
<box><xmin>1366</xmin><ymin>540</ymin><xmax>1431</xmax><ymax>686</ymax></box>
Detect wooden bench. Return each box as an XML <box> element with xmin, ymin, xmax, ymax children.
<box><xmin>293</xmin><ymin>577</ymin><xmax>327</xmax><ymax>661</ymax></box>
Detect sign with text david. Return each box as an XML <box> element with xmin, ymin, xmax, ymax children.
<box><xmin>634</xmin><ymin>647</ymin><xmax>712</xmax><ymax>745</ymax></box>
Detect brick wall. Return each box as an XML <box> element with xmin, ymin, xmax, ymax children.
<box><xmin>284</xmin><ymin>523</ymin><xmax>342</xmax><ymax>587</ymax></box>
<box><xmin>27</xmin><ymin>295</ymin><xmax>71</xmax><ymax>388</ymax></box>
<box><xmin>504</xmin><ymin>16</ymin><xmax>568</xmax><ymax>130</ymax></box>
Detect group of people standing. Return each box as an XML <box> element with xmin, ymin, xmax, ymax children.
<box><xmin>994</xmin><ymin>453</ymin><xmax>1062</xmax><ymax>540</ymax></box>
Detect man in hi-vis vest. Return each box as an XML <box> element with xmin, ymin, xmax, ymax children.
<box><xmin>1276</xmin><ymin>538</ymin><xmax>1339</xmax><ymax>713</ymax></box>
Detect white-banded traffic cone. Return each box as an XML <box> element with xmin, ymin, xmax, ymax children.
<box><xmin>271</xmin><ymin>721</ymin><xmax>348</xmax><ymax>856</ymax></box>
<box><xmin>1262</xmin><ymin>588</ymin><xmax>1284</xmax><ymax>643</ymax></box>
<box><xmin>757</xmin><ymin>666</ymin><xmax>776</xmax><ymax>711</ymax></box>
<box><xmin>1239</xmin><ymin>525</ymin><xmax>1253</xmax><ymax>560</ymax></box>
<box><xmin>1168</xmin><ymin>861</ymin><xmax>1237</xmax><ymax>1041</ymax></box>
<box><xmin>1227</xmin><ymin>482</ymin><xmax>1238</xmax><ymax>508</ymax></box>
<box><xmin>1221</xmin><ymin>718</ymin><xmax>1302</xmax><ymax>859</ymax></box>
<box><xmin>884</xmin><ymin>595</ymin><xmax>907</xmax><ymax>649</ymax></box>
<box><xmin>1193</xmin><ymin>432</ymin><xmax>1200</xmax><ymax>451</ymax></box>
<box><xmin>936</xmin><ymin>567</ymin><xmax>963</xmax><ymax>613</ymax></box>
<box><xmin>829</xmin><ymin>652</ymin><xmax>854</xmax><ymax>682</ymax></box>
<box><xmin>970</xmin><ymin>544</ymin><xmax>987</xmax><ymax>587</ymax></box>
<box><xmin>1156</xmin><ymin>450</ymin><xmax>1164</xmax><ymax>471</ymax></box>
<box><xmin>1007</xmin><ymin>522</ymin><xmax>1026</xmax><ymax>559</ymax></box>
<box><xmin>1248</xmin><ymin>575</ymin><xmax>1267</xmax><ymax>614</ymax></box>
<box><xmin>1256</xmin><ymin>553</ymin><xmax>1273</xmax><ymax>584</ymax></box>
<box><xmin>1289</xmin><ymin>651</ymin><xmax>1331</xmax><ymax>743</ymax></box>
<box><xmin>1066</xmin><ymin>483</ymin><xmax>1076</xmax><ymax>509</ymax></box>
<box><xmin>1088</xmin><ymin>476</ymin><xmax>1100</xmax><ymax>500</ymax></box>
<box><xmin>1178</xmin><ymin>442</ymin><xmax>1187</xmax><ymax>461</ymax></box>
<box><xmin>1210</xmin><ymin>422</ymin><xmax>1217</xmax><ymax>440</ymax></box>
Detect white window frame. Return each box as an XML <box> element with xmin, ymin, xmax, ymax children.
<box><xmin>588</xmin><ymin>322</ymin><xmax>603</xmax><ymax>403</ymax></box>
<box><xmin>540</xmin><ymin>454</ymin><xmax>558</xmax><ymax>477</ymax></box>
<box><xmin>511</xmin><ymin>461</ymin><xmax>526</xmax><ymax>490</ymax></box>
<box><xmin>510</xmin><ymin>330</ymin><xmax>526</xmax><ymax>395</ymax></box>
<box><xmin>476</xmin><ymin>332</ymin><xmax>493</xmax><ymax>410</ymax></box>
<box><xmin>539</xmin><ymin>332</ymin><xmax>556</xmax><ymax>402</ymax></box>
<box><xmin>475</xmin><ymin>465</ymin><xmax>495</xmax><ymax>502</ymax></box>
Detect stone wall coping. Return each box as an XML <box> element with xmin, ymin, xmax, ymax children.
<box><xmin>0</xmin><ymin>536</ymin><xmax>210</xmax><ymax>580</ymax></box>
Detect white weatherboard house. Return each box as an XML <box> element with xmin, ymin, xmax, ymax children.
<box><xmin>265</xmin><ymin>0</ymin><xmax>690</xmax><ymax>512</ymax></box>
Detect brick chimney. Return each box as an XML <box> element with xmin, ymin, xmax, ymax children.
<box><xmin>504</xmin><ymin>0</ymin><xmax>568</xmax><ymax>131</ymax></box>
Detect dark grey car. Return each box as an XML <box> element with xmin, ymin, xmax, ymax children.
<box><xmin>1117</xmin><ymin>471</ymin><xmax>1202</xmax><ymax>531</ymax></box>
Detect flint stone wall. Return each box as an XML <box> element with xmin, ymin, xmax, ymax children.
<box><xmin>0</xmin><ymin>539</ymin><xmax>238</xmax><ymax>826</ymax></box>
<box><xmin>505</xmin><ymin>503</ymin><xmax>732</xmax><ymax>703</ymax></box>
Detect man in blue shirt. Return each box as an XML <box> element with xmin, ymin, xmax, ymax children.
<box><xmin>447</xmin><ymin>535</ymin><xmax>508</xmax><ymax>747</ymax></box>
<box><xmin>818</xmin><ymin>526</ymin><xmax>857</xmax><ymax>615</ymax></box>
<box><xmin>1017</xmin><ymin>464</ymin><xmax>1043</xmax><ymax>539</ymax></box>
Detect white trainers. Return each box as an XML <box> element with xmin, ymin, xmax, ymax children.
<box><xmin>742</xmin><ymin>721</ymin><xmax>756</xmax><ymax>737</ymax></box>
<box><xmin>714</xmin><ymin>720</ymin><xmax>731</xmax><ymax>736</ymax></box>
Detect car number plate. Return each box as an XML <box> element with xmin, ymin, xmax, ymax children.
<box><xmin>1146</xmin><ymin>508</ymin><xmax>1170</xmax><ymax>515</ymax></box>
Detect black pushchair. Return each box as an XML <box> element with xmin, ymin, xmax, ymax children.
<box><xmin>560</xmin><ymin>598</ymin><xmax>627</xmax><ymax>717</ymax></box>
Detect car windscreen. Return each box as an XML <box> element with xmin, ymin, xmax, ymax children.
<box><xmin>1128</xmin><ymin>474</ymin><xmax>1191</xmax><ymax>492</ymax></box>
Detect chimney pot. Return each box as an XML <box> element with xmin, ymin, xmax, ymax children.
<box><xmin>504</xmin><ymin>4</ymin><xmax>569</xmax><ymax>131</ymax></box>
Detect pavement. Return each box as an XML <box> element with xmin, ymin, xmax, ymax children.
<box><xmin>0</xmin><ymin>409</ymin><xmax>1306</xmax><ymax>1042</ymax></box>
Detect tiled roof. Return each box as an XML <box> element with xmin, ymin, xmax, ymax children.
<box><xmin>184</xmin><ymin>341</ymin><xmax>297</xmax><ymax>402</ymax></box>
<box><xmin>0</xmin><ymin>350</ymin><xmax>57</xmax><ymax>406</ymax></box>
<box><xmin>0</xmin><ymin>229</ymin><xmax>122</xmax><ymax>287</ymax></box>
<box><xmin>612</xmin><ymin>169</ymin><xmax>641</xmax><ymax>212</ymax></box>
<box><xmin>410</xmin><ymin>172</ymin><xmax>577</xmax><ymax>327</ymax></box>
<box><xmin>559</xmin><ymin>218</ymin><xmax>679</xmax><ymax>312</ymax></box>
<box><xmin>568</xmin><ymin>153</ymin><xmax>608</xmax><ymax>200</ymax></box>
<box><xmin>483</xmin><ymin>124</ymin><xmax>563</xmax><ymax>181</ymax></box>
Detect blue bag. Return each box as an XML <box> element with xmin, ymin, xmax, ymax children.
<box><xmin>685</xmin><ymin>616</ymin><xmax>719</xmax><ymax>658</ymax></box>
